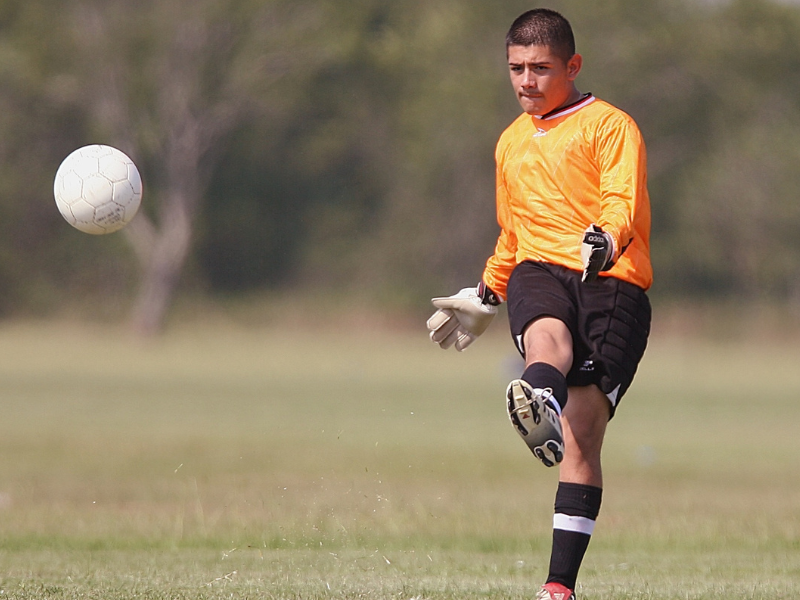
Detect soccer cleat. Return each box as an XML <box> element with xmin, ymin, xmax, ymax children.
<box><xmin>536</xmin><ymin>582</ymin><xmax>576</xmax><ymax>600</ymax></box>
<box><xmin>506</xmin><ymin>379</ymin><xmax>564</xmax><ymax>467</ymax></box>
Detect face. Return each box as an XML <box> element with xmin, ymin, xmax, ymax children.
<box><xmin>507</xmin><ymin>44</ymin><xmax>582</xmax><ymax>116</ymax></box>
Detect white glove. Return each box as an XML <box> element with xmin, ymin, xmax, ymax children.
<box><xmin>426</xmin><ymin>286</ymin><xmax>498</xmax><ymax>351</ymax></box>
<box><xmin>581</xmin><ymin>224</ymin><xmax>616</xmax><ymax>283</ymax></box>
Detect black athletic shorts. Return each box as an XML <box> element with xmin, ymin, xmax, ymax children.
<box><xmin>506</xmin><ymin>261</ymin><xmax>651</xmax><ymax>416</ymax></box>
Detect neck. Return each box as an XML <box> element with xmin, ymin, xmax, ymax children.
<box><xmin>557</xmin><ymin>87</ymin><xmax>582</xmax><ymax>112</ymax></box>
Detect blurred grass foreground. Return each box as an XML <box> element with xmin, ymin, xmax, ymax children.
<box><xmin>1</xmin><ymin>314</ymin><xmax>799</xmax><ymax>598</ymax></box>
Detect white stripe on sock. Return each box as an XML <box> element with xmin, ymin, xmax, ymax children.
<box><xmin>553</xmin><ymin>513</ymin><xmax>596</xmax><ymax>535</ymax></box>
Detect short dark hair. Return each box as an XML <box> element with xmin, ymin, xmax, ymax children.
<box><xmin>506</xmin><ymin>9</ymin><xmax>576</xmax><ymax>63</ymax></box>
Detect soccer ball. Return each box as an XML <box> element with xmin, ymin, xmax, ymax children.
<box><xmin>53</xmin><ymin>144</ymin><xmax>143</xmax><ymax>235</ymax></box>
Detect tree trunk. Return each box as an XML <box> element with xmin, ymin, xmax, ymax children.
<box><xmin>128</xmin><ymin>188</ymin><xmax>194</xmax><ymax>336</ymax></box>
<box><xmin>65</xmin><ymin>1</ymin><xmax>324</xmax><ymax>335</ymax></box>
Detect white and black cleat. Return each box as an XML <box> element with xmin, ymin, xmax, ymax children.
<box><xmin>506</xmin><ymin>379</ymin><xmax>564</xmax><ymax>467</ymax></box>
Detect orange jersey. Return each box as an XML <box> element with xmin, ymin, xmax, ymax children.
<box><xmin>482</xmin><ymin>95</ymin><xmax>652</xmax><ymax>297</ymax></box>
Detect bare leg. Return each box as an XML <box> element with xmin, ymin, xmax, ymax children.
<box><xmin>521</xmin><ymin>317</ymin><xmax>573</xmax><ymax>374</ymax></box>
<box><xmin>560</xmin><ymin>385</ymin><xmax>610</xmax><ymax>487</ymax></box>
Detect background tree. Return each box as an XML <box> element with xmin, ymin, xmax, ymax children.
<box><xmin>58</xmin><ymin>0</ymin><xmax>357</xmax><ymax>334</ymax></box>
<box><xmin>2</xmin><ymin>0</ymin><xmax>800</xmax><ymax>329</ymax></box>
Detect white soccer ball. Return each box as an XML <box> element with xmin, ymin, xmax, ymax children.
<box><xmin>53</xmin><ymin>144</ymin><xmax>143</xmax><ymax>235</ymax></box>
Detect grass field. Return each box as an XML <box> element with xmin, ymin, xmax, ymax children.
<box><xmin>1</xmin><ymin>315</ymin><xmax>799</xmax><ymax>599</ymax></box>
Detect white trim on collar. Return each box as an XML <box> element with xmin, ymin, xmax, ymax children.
<box><xmin>535</xmin><ymin>94</ymin><xmax>595</xmax><ymax>121</ymax></box>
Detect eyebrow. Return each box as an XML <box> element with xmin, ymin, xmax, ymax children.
<box><xmin>508</xmin><ymin>60</ymin><xmax>552</xmax><ymax>66</ymax></box>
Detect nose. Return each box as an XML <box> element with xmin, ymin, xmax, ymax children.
<box><xmin>521</xmin><ymin>68</ymin><xmax>536</xmax><ymax>88</ymax></box>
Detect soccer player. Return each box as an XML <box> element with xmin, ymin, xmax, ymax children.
<box><xmin>426</xmin><ymin>8</ymin><xmax>652</xmax><ymax>600</ymax></box>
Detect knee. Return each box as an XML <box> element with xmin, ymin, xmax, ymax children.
<box><xmin>522</xmin><ymin>319</ymin><xmax>573</xmax><ymax>372</ymax></box>
<box><xmin>564</xmin><ymin>415</ymin><xmax>605</xmax><ymax>452</ymax></box>
<box><xmin>562</xmin><ymin>387</ymin><xmax>610</xmax><ymax>451</ymax></box>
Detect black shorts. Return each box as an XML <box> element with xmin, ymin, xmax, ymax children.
<box><xmin>506</xmin><ymin>261</ymin><xmax>651</xmax><ymax>415</ymax></box>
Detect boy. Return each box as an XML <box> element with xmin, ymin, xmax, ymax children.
<box><xmin>426</xmin><ymin>9</ymin><xmax>652</xmax><ymax>600</ymax></box>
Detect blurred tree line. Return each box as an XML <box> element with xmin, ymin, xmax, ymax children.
<box><xmin>1</xmin><ymin>0</ymin><xmax>800</xmax><ymax>332</ymax></box>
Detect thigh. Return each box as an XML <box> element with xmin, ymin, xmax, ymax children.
<box><xmin>569</xmin><ymin>277</ymin><xmax>651</xmax><ymax>416</ymax></box>
<box><xmin>506</xmin><ymin>261</ymin><xmax>577</xmax><ymax>357</ymax></box>
<box><xmin>521</xmin><ymin>317</ymin><xmax>573</xmax><ymax>375</ymax></box>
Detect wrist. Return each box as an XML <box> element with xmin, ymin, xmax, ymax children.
<box><xmin>604</xmin><ymin>232</ymin><xmax>617</xmax><ymax>268</ymax></box>
<box><xmin>595</xmin><ymin>225</ymin><xmax>622</xmax><ymax>266</ymax></box>
<box><xmin>477</xmin><ymin>281</ymin><xmax>502</xmax><ymax>306</ymax></box>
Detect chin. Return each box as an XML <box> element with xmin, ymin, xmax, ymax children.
<box><xmin>520</xmin><ymin>99</ymin><xmax>547</xmax><ymax>116</ymax></box>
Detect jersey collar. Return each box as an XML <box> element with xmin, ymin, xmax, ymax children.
<box><xmin>535</xmin><ymin>93</ymin><xmax>595</xmax><ymax>121</ymax></box>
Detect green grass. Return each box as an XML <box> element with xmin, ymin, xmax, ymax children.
<box><xmin>1</xmin><ymin>318</ymin><xmax>799</xmax><ymax>598</ymax></box>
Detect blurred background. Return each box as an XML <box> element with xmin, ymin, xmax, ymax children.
<box><xmin>3</xmin><ymin>5</ymin><xmax>800</xmax><ymax>594</ymax></box>
<box><xmin>2</xmin><ymin>0</ymin><xmax>800</xmax><ymax>335</ymax></box>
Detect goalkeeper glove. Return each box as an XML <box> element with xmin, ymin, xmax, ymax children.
<box><xmin>426</xmin><ymin>282</ymin><xmax>500</xmax><ymax>351</ymax></box>
<box><xmin>581</xmin><ymin>224</ymin><xmax>615</xmax><ymax>283</ymax></box>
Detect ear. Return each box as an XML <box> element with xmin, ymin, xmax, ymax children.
<box><xmin>566</xmin><ymin>53</ymin><xmax>582</xmax><ymax>80</ymax></box>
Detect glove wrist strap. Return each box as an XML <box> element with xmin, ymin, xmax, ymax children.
<box><xmin>477</xmin><ymin>281</ymin><xmax>502</xmax><ymax>306</ymax></box>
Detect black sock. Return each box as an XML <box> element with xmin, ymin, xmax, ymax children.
<box><xmin>546</xmin><ymin>482</ymin><xmax>603</xmax><ymax>590</ymax></box>
<box><xmin>521</xmin><ymin>362</ymin><xmax>568</xmax><ymax>413</ymax></box>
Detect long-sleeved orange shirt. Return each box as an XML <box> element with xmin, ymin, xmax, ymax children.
<box><xmin>482</xmin><ymin>94</ymin><xmax>652</xmax><ymax>298</ymax></box>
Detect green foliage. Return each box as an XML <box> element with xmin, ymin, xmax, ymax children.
<box><xmin>2</xmin><ymin>0</ymin><xmax>800</xmax><ymax>314</ymax></box>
